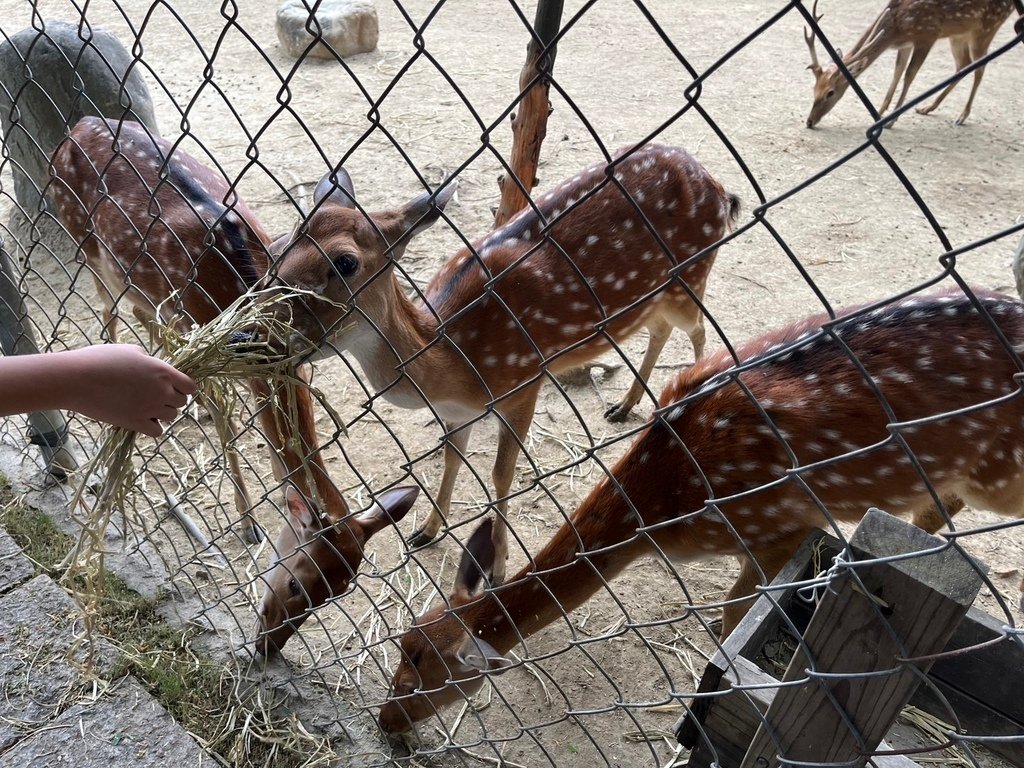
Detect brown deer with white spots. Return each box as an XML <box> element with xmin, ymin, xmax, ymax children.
<box><xmin>256</xmin><ymin>143</ymin><xmax>738</xmax><ymax>586</ymax></box>
<box><xmin>378</xmin><ymin>288</ymin><xmax>1024</xmax><ymax>733</ymax></box>
<box><xmin>804</xmin><ymin>0</ymin><xmax>1013</xmax><ymax>128</ymax></box>
<box><xmin>50</xmin><ymin>119</ymin><xmax>417</xmax><ymax>644</ymax></box>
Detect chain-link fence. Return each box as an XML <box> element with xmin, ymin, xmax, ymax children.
<box><xmin>2</xmin><ymin>1</ymin><xmax>1024</xmax><ymax>766</ymax></box>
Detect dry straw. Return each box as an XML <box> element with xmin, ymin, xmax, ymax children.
<box><xmin>60</xmin><ymin>288</ymin><xmax>344</xmax><ymax>765</ymax></box>
<box><xmin>65</xmin><ymin>288</ymin><xmax>326</xmax><ymax>586</ymax></box>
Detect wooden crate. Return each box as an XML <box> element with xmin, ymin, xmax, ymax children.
<box><xmin>676</xmin><ymin>529</ymin><xmax>1024</xmax><ymax>768</ymax></box>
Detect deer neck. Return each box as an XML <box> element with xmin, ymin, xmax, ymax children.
<box><xmin>345</xmin><ymin>278</ymin><xmax>457</xmax><ymax>409</ymax></box>
<box><xmin>460</xmin><ymin>474</ymin><xmax>653</xmax><ymax>655</ymax></box>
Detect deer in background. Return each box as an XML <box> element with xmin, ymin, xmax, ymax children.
<box><xmin>804</xmin><ymin>0</ymin><xmax>1014</xmax><ymax>128</ymax></box>
<box><xmin>379</xmin><ymin>288</ymin><xmax>1024</xmax><ymax>733</ymax></box>
<box><xmin>254</xmin><ymin>144</ymin><xmax>738</xmax><ymax>591</ymax></box>
<box><xmin>50</xmin><ymin>117</ymin><xmax>418</xmax><ymax>653</ymax></box>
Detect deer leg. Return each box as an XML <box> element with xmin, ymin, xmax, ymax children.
<box><xmin>954</xmin><ymin>65</ymin><xmax>986</xmax><ymax>125</ymax></box>
<box><xmin>953</xmin><ymin>33</ymin><xmax>999</xmax><ymax>125</ymax></box>
<box><xmin>408</xmin><ymin>423</ymin><xmax>473</xmax><ymax>547</ymax></box>
<box><xmin>892</xmin><ymin>43</ymin><xmax>934</xmax><ymax>114</ymax></box>
<box><xmin>917</xmin><ymin>38</ymin><xmax>971</xmax><ymax>117</ymax></box>
<box><xmin>489</xmin><ymin>393</ymin><xmax>539</xmax><ymax>585</ymax></box>
<box><xmin>605</xmin><ymin>317</ymin><xmax>672</xmax><ymax>422</ymax></box>
<box><xmin>86</xmin><ymin>242</ymin><xmax>130</xmax><ymax>343</ymax></box>
<box><xmin>206</xmin><ymin>396</ymin><xmax>262</xmax><ymax>544</ymax></box>
<box><xmin>910</xmin><ymin>493</ymin><xmax>966</xmax><ymax>534</ymax></box>
<box><xmin>249</xmin><ymin>375</ymin><xmax>343</xmax><ymax>524</ymax></box>
<box><xmin>721</xmin><ymin>540</ymin><xmax>803</xmax><ymax>637</ymax></box>
<box><xmin>88</xmin><ymin>272</ymin><xmax>121</xmax><ymax>343</ymax></box>
<box><xmin>879</xmin><ymin>47</ymin><xmax>911</xmax><ymax>115</ymax></box>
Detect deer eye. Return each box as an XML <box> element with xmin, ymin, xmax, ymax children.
<box><xmin>826</xmin><ymin>88</ymin><xmax>835</xmax><ymax>99</ymax></box>
<box><xmin>288</xmin><ymin>577</ymin><xmax>301</xmax><ymax>597</ymax></box>
<box><xmin>332</xmin><ymin>253</ymin><xmax>359</xmax><ymax>277</ymax></box>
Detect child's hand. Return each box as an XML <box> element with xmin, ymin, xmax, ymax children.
<box><xmin>64</xmin><ymin>345</ymin><xmax>197</xmax><ymax>436</ymax></box>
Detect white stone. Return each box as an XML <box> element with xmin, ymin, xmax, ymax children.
<box><xmin>277</xmin><ymin>0</ymin><xmax>379</xmax><ymax>60</ymax></box>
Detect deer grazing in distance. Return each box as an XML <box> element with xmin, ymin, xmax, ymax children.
<box><xmin>50</xmin><ymin>117</ymin><xmax>418</xmax><ymax>654</ymax></box>
<box><xmin>804</xmin><ymin>0</ymin><xmax>1014</xmax><ymax>128</ymax></box>
<box><xmin>378</xmin><ymin>288</ymin><xmax>1024</xmax><ymax>733</ymax></box>
<box><xmin>253</xmin><ymin>143</ymin><xmax>738</xmax><ymax>595</ymax></box>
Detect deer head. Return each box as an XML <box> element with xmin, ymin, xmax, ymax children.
<box><xmin>256</xmin><ymin>484</ymin><xmax>419</xmax><ymax>655</ymax></box>
<box><xmin>378</xmin><ymin>519</ymin><xmax>513</xmax><ymax>734</ymax></box>
<box><xmin>804</xmin><ymin>1</ymin><xmax>855</xmax><ymax>128</ymax></box>
<box><xmin>258</xmin><ymin>169</ymin><xmax>456</xmax><ymax>358</ymax></box>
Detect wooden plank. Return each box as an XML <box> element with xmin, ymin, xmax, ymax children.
<box><xmin>739</xmin><ymin>509</ymin><xmax>983</xmax><ymax>768</ymax></box>
<box><xmin>685</xmin><ymin>656</ymin><xmax>776</xmax><ymax>768</ymax></box>
<box><xmin>910</xmin><ymin>675</ymin><xmax>1024</xmax><ymax>766</ymax></box>
<box><xmin>928</xmin><ymin>606</ymin><xmax>1024</xmax><ymax>722</ymax></box>
<box><xmin>685</xmin><ymin>656</ymin><xmax>917</xmax><ymax>768</ymax></box>
<box><xmin>676</xmin><ymin>529</ymin><xmax>832</xmax><ymax>750</ymax></box>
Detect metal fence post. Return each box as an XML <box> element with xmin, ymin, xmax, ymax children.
<box><xmin>0</xmin><ymin>237</ymin><xmax>78</xmax><ymax>478</ymax></box>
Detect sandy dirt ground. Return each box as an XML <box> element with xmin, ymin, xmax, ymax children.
<box><xmin>1</xmin><ymin>1</ymin><xmax>1023</xmax><ymax>766</ymax></box>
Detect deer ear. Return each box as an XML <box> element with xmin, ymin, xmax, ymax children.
<box><xmin>354</xmin><ymin>486</ymin><xmax>419</xmax><ymax>540</ymax></box>
<box><xmin>400</xmin><ymin>181</ymin><xmax>456</xmax><ymax>239</ymax></box>
<box><xmin>456</xmin><ymin>635</ymin><xmax>513</xmax><ymax>674</ymax></box>
<box><xmin>285</xmin><ymin>485</ymin><xmax>324</xmax><ymax>532</ymax></box>
<box><xmin>314</xmin><ymin>167</ymin><xmax>356</xmax><ymax>209</ymax></box>
<box><xmin>454</xmin><ymin>518</ymin><xmax>495</xmax><ymax>598</ymax></box>
<box><xmin>267</xmin><ymin>230</ymin><xmax>293</xmax><ymax>260</ymax></box>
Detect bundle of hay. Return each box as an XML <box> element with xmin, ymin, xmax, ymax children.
<box><xmin>66</xmin><ymin>288</ymin><xmax>329</xmax><ymax>590</ymax></box>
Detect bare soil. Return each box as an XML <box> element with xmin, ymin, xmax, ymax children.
<box><xmin>1</xmin><ymin>1</ymin><xmax>1023</xmax><ymax>767</ymax></box>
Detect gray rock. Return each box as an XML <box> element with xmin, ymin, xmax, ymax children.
<box><xmin>277</xmin><ymin>0</ymin><xmax>379</xmax><ymax>60</ymax></box>
<box><xmin>0</xmin><ymin>676</ymin><xmax>211</xmax><ymax>767</ymax></box>
<box><xmin>0</xmin><ymin>529</ymin><xmax>33</xmax><ymax>593</ymax></box>
<box><xmin>1013</xmin><ymin>232</ymin><xmax>1024</xmax><ymax>302</ymax></box>
<box><xmin>0</xmin><ymin>20</ymin><xmax>157</xmax><ymax>215</ymax></box>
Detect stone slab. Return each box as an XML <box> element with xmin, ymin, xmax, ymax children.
<box><xmin>0</xmin><ymin>575</ymin><xmax>117</xmax><ymax>751</ymax></box>
<box><xmin>0</xmin><ymin>676</ymin><xmax>210</xmax><ymax>767</ymax></box>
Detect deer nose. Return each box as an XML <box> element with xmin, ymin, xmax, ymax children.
<box><xmin>254</xmin><ymin>631</ymin><xmax>280</xmax><ymax>656</ymax></box>
<box><xmin>378</xmin><ymin>703</ymin><xmax>414</xmax><ymax>734</ymax></box>
<box><xmin>228</xmin><ymin>329</ymin><xmax>272</xmax><ymax>358</ymax></box>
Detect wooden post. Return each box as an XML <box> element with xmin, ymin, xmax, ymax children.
<box><xmin>740</xmin><ymin>509</ymin><xmax>983</xmax><ymax>768</ymax></box>
<box><xmin>493</xmin><ymin>0</ymin><xmax>564</xmax><ymax>228</ymax></box>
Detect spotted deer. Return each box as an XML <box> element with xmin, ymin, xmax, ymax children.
<box><xmin>50</xmin><ymin>118</ymin><xmax>417</xmax><ymax>653</ymax></box>
<box><xmin>257</xmin><ymin>143</ymin><xmax>738</xmax><ymax>590</ymax></box>
<box><xmin>378</xmin><ymin>288</ymin><xmax>1024</xmax><ymax>733</ymax></box>
<box><xmin>804</xmin><ymin>0</ymin><xmax>1014</xmax><ymax>128</ymax></box>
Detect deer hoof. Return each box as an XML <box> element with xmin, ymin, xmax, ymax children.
<box><xmin>604</xmin><ymin>402</ymin><xmax>633</xmax><ymax>423</ymax></box>
<box><xmin>243</xmin><ymin>520</ymin><xmax>266</xmax><ymax>546</ymax></box>
<box><xmin>407</xmin><ymin>527</ymin><xmax>439</xmax><ymax>548</ymax></box>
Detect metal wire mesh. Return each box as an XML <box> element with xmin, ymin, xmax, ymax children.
<box><xmin>1</xmin><ymin>1</ymin><xmax>1024</xmax><ymax>766</ymax></box>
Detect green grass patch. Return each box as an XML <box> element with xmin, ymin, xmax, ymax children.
<box><xmin>92</xmin><ymin>568</ymin><xmax>319</xmax><ymax>766</ymax></box>
<box><xmin>96</xmin><ymin>574</ymin><xmax>232</xmax><ymax>755</ymax></box>
<box><xmin>0</xmin><ymin>474</ymin><xmax>324</xmax><ymax>767</ymax></box>
<box><xmin>0</xmin><ymin>473</ymin><xmax>74</xmax><ymax>573</ymax></box>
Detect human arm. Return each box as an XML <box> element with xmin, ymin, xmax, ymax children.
<box><xmin>0</xmin><ymin>345</ymin><xmax>197</xmax><ymax>437</ymax></box>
